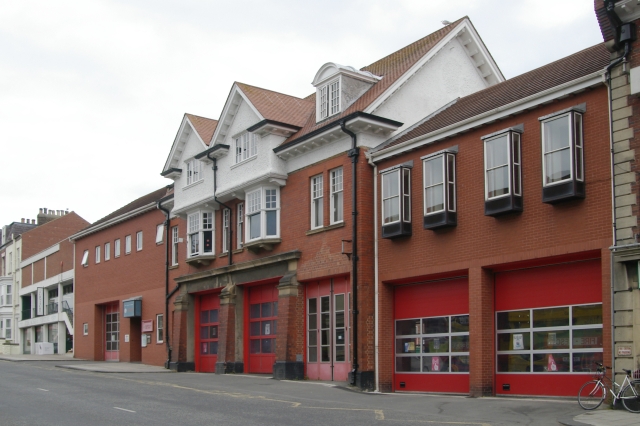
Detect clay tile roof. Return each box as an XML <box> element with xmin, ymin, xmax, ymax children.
<box><xmin>185</xmin><ymin>114</ymin><xmax>218</xmax><ymax>146</ymax></box>
<box><xmin>89</xmin><ymin>186</ymin><xmax>173</xmax><ymax>229</ymax></box>
<box><xmin>377</xmin><ymin>43</ymin><xmax>609</xmax><ymax>151</ymax></box>
<box><xmin>280</xmin><ymin>17</ymin><xmax>468</xmax><ymax>146</ymax></box>
<box><xmin>236</xmin><ymin>82</ymin><xmax>314</xmax><ymax>128</ymax></box>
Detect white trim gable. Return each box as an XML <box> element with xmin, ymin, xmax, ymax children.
<box><xmin>365</xmin><ymin>18</ymin><xmax>504</xmax><ymax>115</ymax></box>
<box><xmin>163</xmin><ymin>115</ymin><xmax>209</xmax><ymax>174</ymax></box>
<box><xmin>210</xmin><ymin>84</ymin><xmax>265</xmax><ymax>147</ymax></box>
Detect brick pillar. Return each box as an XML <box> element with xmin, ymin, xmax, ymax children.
<box><xmin>273</xmin><ymin>270</ymin><xmax>304</xmax><ymax>380</ymax></box>
<box><xmin>216</xmin><ymin>284</ymin><xmax>241</xmax><ymax>374</ymax></box>
<box><xmin>469</xmin><ymin>266</ymin><xmax>494</xmax><ymax>397</ymax></box>
<box><xmin>170</xmin><ymin>290</ymin><xmax>191</xmax><ymax>371</ymax></box>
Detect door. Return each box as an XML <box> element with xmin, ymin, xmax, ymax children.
<box><xmin>196</xmin><ymin>292</ymin><xmax>220</xmax><ymax>373</ymax></box>
<box><xmin>104</xmin><ymin>303</ymin><xmax>119</xmax><ymax>361</ymax></box>
<box><xmin>247</xmin><ymin>283</ymin><xmax>278</xmax><ymax>374</ymax></box>
<box><xmin>306</xmin><ymin>277</ymin><xmax>350</xmax><ymax>381</ymax></box>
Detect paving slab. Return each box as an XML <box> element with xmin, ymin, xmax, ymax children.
<box><xmin>558</xmin><ymin>407</ymin><xmax>640</xmax><ymax>426</ymax></box>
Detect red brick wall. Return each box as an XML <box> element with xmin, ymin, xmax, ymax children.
<box><xmin>375</xmin><ymin>87</ymin><xmax>612</xmax><ymax>393</ymax></box>
<box><xmin>21</xmin><ymin>212</ymin><xmax>89</xmax><ymax>259</ymax></box>
<box><xmin>32</xmin><ymin>259</ymin><xmax>45</xmax><ymax>284</ymax></box>
<box><xmin>45</xmin><ymin>239</ymin><xmax>75</xmax><ymax>278</ymax></box>
<box><xmin>74</xmin><ymin>210</ymin><xmax>184</xmax><ymax>366</ymax></box>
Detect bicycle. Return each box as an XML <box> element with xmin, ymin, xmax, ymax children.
<box><xmin>578</xmin><ymin>362</ymin><xmax>640</xmax><ymax>413</ymax></box>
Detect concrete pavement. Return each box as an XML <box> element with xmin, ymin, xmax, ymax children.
<box><xmin>1</xmin><ymin>355</ymin><xmax>639</xmax><ymax>424</ymax></box>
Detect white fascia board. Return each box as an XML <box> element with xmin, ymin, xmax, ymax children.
<box><xmin>19</xmin><ymin>269</ymin><xmax>73</xmax><ymax>296</ymax></box>
<box><xmin>20</xmin><ymin>244</ymin><xmax>60</xmax><ymax>268</ymax></box>
<box><xmin>371</xmin><ymin>72</ymin><xmax>604</xmax><ymax>163</ymax></box>
<box><xmin>70</xmin><ymin>203</ymin><xmax>157</xmax><ymax>241</ymax></box>
<box><xmin>216</xmin><ymin>172</ymin><xmax>289</xmax><ymax>199</ymax></box>
<box><xmin>163</xmin><ymin>116</ymin><xmax>205</xmax><ymax>173</ymax></box>
<box><xmin>365</xmin><ymin>19</ymin><xmax>498</xmax><ymax>114</ymax></box>
<box><xmin>171</xmin><ymin>195</ymin><xmax>219</xmax><ymax>216</ymax></box>
<box><xmin>19</xmin><ymin>313</ymin><xmax>59</xmax><ymax>329</ymax></box>
<box><xmin>211</xmin><ymin>84</ymin><xmax>265</xmax><ymax>147</ymax></box>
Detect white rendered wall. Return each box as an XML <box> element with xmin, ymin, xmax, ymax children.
<box><xmin>172</xmin><ymin>129</ymin><xmax>213</xmax><ymax>214</ymax></box>
<box><xmin>373</xmin><ymin>37</ymin><xmax>487</xmax><ymax>134</ymax></box>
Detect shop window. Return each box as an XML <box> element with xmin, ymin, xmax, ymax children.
<box><xmin>496</xmin><ymin>303</ymin><xmax>602</xmax><ymax>373</ymax></box>
<box><xmin>381</xmin><ymin>165</ymin><xmax>412</xmax><ymax>239</ymax></box>
<box><xmin>423</xmin><ymin>151</ymin><xmax>457</xmax><ymax>229</ymax></box>
<box><xmin>483</xmin><ymin>128</ymin><xmax>523</xmax><ymax>216</ymax></box>
<box><xmin>395</xmin><ymin>314</ymin><xmax>470</xmax><ymax>373</ymax></box>
<box><xmin>539</xmin><ymin>106</ymin><xmax>585</xmax><ymax>203</ymax></box>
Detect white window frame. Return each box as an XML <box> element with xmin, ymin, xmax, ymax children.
<box><xmin>237</xmin><ymin>203</ymin><xmax>244</xmax><ymax>249</ymax></box>
<box><xmin>187</xmin><ymin>211</ymin><xmax>214</xmax><ymax>257</ymax></box>
<box><xmin>6</xmin><ymin>284</ymin><xmax>11</xmax><ymax>306</ymax></box>
<box><xmin>105</xmin><ymin>242</ymin><xmax>111</xmax><ymax>261</ymax></box>
<box><xmin>245</xmin><ymin>187</ymin><xmax>280</xmax><ymax>242</ymax></box>
<box><xmin>171</xmin><ymin>226</ymin><xmax>179</xmax><ymax>266</ymax></box>
<box><xmin>234</xmin><ymin>133</ymin><xmax>258</xmax><ymax>164</ymax></box>
<box><xmin>156</xmin><ymin>314</ymin><xmax>164</xmax><ymax>343</ymax></box>
<box><xmin>423</xmin><ymin>153</ymin><xmax>456</xmax><ymax>216</ymax></box>
<box><xmin>156</xmin><ymin>224</ymin><xmax>164</xmax><ymax>244</ymax></box>
<box><xmin>186</xmin><ymin>158</ymin><xmax>202</xmax><ymax>186</ymax></box>
<box><xmin>5</xmin><ymin>318</ymin><xmax>11</xmax><ymax>339</ymax></box>
<box><xmin>330</xmin><ymin>167</ymin><xmax>344</xmax><ymax>225</ymax></box>
<box><xmin>114</xmin><ymin>239</ymin><xmax>121</xmax><ymax>258</ymax></box>
<box><xmin>318</xmin><ymin>78</ymin><xmax>340</xmax><ymax>121</ymax></box>
<box><xmin>381</xmin><ymin>167</ymin><xmax>411</xmax><ymax>225</ymax></box>
<box><xmin>83</xmin><ymin>323</ymin><xmax>88</xmax><ymax>336</ymax></box>
<box><xmin>125</xmin><ymin>235</ymin><xmax>132</xmax><ymax>254</ymax></box>
<box><xmin>136</xmin><ymin>231</ymin><xmax>143</xmax><ymax>251</ymax></box>
<box><xmin>484</xmin><ymin>131</ymin><xmax>522</xmax><ymax>200</ymax></box>
<box><xmin>222</xmin><ymin>209</ymin><xmax>230</xmax><ymax>253</ymax></box>
<box><xmin>95</xmin><ymin>246</ymin><xmax>100</xmax><ymax>263</ymax></box>
<box><xmin>81</xmin><ymin>250</ymin><xmax>89</xmax><ymax>267</ymax></box>
<box><xmin>311</xmin><ymin>174</ymin><xmax>324</xmax><ymax>229</ymax></box>
<box><xmin>541</xmin><ymin>111</ymin><xmax>584</xmax><ymax>187</ymax></box>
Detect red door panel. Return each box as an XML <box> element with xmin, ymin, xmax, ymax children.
<box><xmin>247</xmin><ymin>283</ymin><xmax>278</xmax><ymax>374</ymax></box>
<box><xmin>196</xmin><ymin>292</ymin><xmax>220</xmax><ymax>373</ymax></box>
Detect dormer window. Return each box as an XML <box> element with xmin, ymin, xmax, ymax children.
<box><xmin>235</xmin><ymin>133</ymin><xmax>258</xmax><ymax>164</ymax></box>
<box><xmin>319</xmin><ymin>79</ymin><xmax>340</xmax><ymax>120</ymax></box>
<box><xmin>186</xmin><ymin>159</ymin><xmax>202</xmax><ymax>185</ymax></box>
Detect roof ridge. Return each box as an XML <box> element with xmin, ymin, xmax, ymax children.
<box><xmin>185</xmin><ymin>113</ymin><xmax>218</xmax><ymax>122</ymax></box>
<box><xmin>236</xmin><ymin>81</ymin><xmax>311</xmax><ymax>102</ymax></box>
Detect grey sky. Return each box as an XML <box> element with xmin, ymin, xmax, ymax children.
<box><xmin>0</xmin><ymin>0</ymin><xmax>604</xmax><ymax>227</ymax></box>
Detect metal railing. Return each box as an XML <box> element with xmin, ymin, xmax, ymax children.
<box><xmin>62</xmin><ymin>301</ymin><xmax>73</xmax><ymax>325</ymax></box>
<box><xmin>46</xmin><ymin>302</ymin><xmax>58</xmax><ymax>316</ymax></box>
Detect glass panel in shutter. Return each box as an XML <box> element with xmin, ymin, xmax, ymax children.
<box><xmin>451</xmin><ymin>315</ymin><xmax>469</xmax><ymax>333</ymax></box>
<box><xmin>209</xmin><ymin>309</ymin><xmax>218</xmax><ymax>323</ymax></box>
<box><xmin>250</xmin><ymin>339</ymin><xmax>260</xmax><ymax>354</ymax></box>
<box><xmin>497</xmin><ymin>332</ymin><xmax>530</xmax><ymax>351</ymax></box>
<box><xmin>200</xmin><ymin>326</ymin><xmax>208</xmax><ymax>339</ymax></box>
<box><xmin>533</xmin><ymin>307</ymin><xmax>569</xmax><ymax>328</ymax></box>
<box><xmin>423</xmin><ymin>316</ymin><xmax>448</xmax><ymax>334</ymax></box>
<box><xmin>209</xmin><ymin>326</ymin><xmax>218</xmax><ymax>339</ymax></box>
<box><xmin>423</xmin><ymin>355</ymin><xmax>449</xmax><ymax>372</ymax></box>
<box><xmin>209</xmin><ymin>341</ymin><xmax>218</xmax><ymax>354</ymax></box>
<box><xmin>397</xmin><ymin>337</ymin><xmax>421</xmax><ymax>353</ymax></box>
<box><xmin>451</xmin><ymin>356</ymin><xmax>469</xmax><ymax>372</ymax></box>
<box><xmin>261</xmin><ymin>302</ymin><xmax>272</xmax><ymax>318</ymax></box>
<box><xmin>423</xmin><ymin>336</ymin><xmax>449</xmax><ymax>353</ymax></box>
<box><xmin>396</xmin><ymin>319</ymin><xmax>421</xmax><ymax>336</ymax></box>
<box><xmin>250</xmin><ymin>304</ymin><xmax>261</xmax><ymax>319</ymax></box>
<box><xmin>335</xmin><ymin>345</ymin><xmax>345</xmax><ymax>362</ymax></box>
<box><xmin>396</xmin><ymin>356</ymin><xmax>421</xmax><ymax>372</ymax></box>
<box><xmin>573</xmin><ymin>305</ymin><xmax>602</xmax><ymax>326</ymax></box>
<box><xmin>497</xmin><ymin>354</ymin><xmax>530</xmax><ymax>372</ymax></box>
<box><xmin>533</xmin><ymin>330</ymin><xmax>569</xmax><ymax>350</ymax></box>
<box><xmin>497</xmin><ymin>310</ymin><xmax>530</xmax><ymax>330</ymax></box>
<box><xmin>451</xmin><ymin>335</ymin><xmax>469</xmax><ymax>352</ymax></box>
<box><xmin>572</xmin><ymin>328</ymin><xmax>603</xmax><ymax>349</ymax></box>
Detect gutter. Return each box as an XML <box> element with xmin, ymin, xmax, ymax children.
<box><xmin>157</xmin><ymin>195</ymin><xmax>172</xmax><ymax>369</ymax></box>
<box><xmin>340</xmin><ymin>121</ymin><xmax>360</xmax><ymax>386</ymax></box>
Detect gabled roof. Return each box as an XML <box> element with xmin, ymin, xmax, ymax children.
<box><xmin>236</xmin><ymin>83</ymin><xmax>314</xmax><ymax>128</ymax></box>
<box><xmin>280</xmin><ymin>16</ymin><xmax>493</xmax><ymax>147</ymax></box>
<box><xmin>373</xmin><ymin>43</ymin><xmax>609</xmax><ymax>154</ymax></box>
<box><xmin>186</xmin><ymin>114</ymin><xmax>218</xmax><ymax>146</ymax></box>
<box><xmin>72</xmin><ymin>186</ymin><xmax>172</xmax><ymax>240</ymax></box>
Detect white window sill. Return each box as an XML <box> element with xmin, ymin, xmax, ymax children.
<box><xmin>231</xmin><ymin>155</ymin><xmax>257</xmax><ymax>170</ymax></box>
<box><xmin>182</xmin><ymin>179</ymin><xmax>204</xmax><ymax>191</ymax></box>
<box><xmin>244</xmin><ymin>237</ymin><xmax>281</xmax><ymax>253</ymax></box>
<box><xmin>185</xmin><ymin>253</ymin><xmax>216</xmax><ymax>267</ymax></box>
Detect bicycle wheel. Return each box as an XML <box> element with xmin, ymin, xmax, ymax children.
<box><xmin>621</xmin><ymin>381</ymin><xmax>640</xmax><ymax>413</ymax></box>
<box><xmin>578</xmin><ymin>380</ymin><xmax>605</xmax><ymax>410</ymax></box>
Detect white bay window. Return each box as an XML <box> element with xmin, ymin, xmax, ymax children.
<box><xmin>188</xmin><ymin>211</ymin><xmax>214</xmax><ymax>257</ymax></box>
<box><xmin>246</xmin><ymin>187</ymin><xmax>280</xmax><ymax>243</ymax></box>
<box><xmin>381</xmin><ymin>166</ymin><xmax>412</xmax><ymax>239</ymax></box>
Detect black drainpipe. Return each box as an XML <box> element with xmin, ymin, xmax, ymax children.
<box><xmin>207</xmin><ymin>152</ymin><xmax>233</xmax><ymax>266</ymax></box>
<box><xmin>340</xmin><ymin>121</ymin><xmax>359</xmax><ymax>386</ymax></box>
<box><xmin>157</xmin><ymin>197</ymin><xmax>172</xmax><ymax>369</ymax></box>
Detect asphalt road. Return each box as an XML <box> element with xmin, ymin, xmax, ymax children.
<box><xmin>0</xmin><ymin>360</ymin><xmax>586</xmax><ymax>426</ymax></box>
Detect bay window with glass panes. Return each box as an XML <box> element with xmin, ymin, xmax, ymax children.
<box><xmin>483</xmin><ymin>128</ymin><xmax>522</xmax><ymax>216</ymax></box>
<box><xmin>540</xmin><ymin>107</ymin><xmax>585</xmax><ymax>203</ymax></box>
<box><xmin>187</xmin><ymin>211</ymin><xmax>214</xmax><ymax>257</ymax></box>
<box><xmin>245</xmin><ymin>187</ymin><xmax>279</xmax><ymax>243</ymax></box>
<box><xmin>496</xmin><ymin>304</ymin><xmax>602</xmax><ymax>373</ymax></box>
<box><xmin>423</xmin><ymin>151</ymin><xmax>457</xmax><ymax>229</ymax></box>
<box><xmin>395</xmin><ymin>314</ymin><xmax>470</xmax><ymax>373</ymax></box>
<box><xmin>381</xmin><ymin>166</ymin><xmax>411</xmax><ymax>239</ymax></box>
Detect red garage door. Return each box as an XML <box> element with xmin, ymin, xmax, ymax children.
<box><xmin>394</xmin><ymin>278</ymin><xmax>469</xmax><ymax>393</ymax></box>
<box><xmin>196</xmin><ymin>292</ymin><xmax>220</xmax><ymax>373</ymax></box>
<box><xmin>495</xmin><ymin>259</ymin><xmax>603</xmax><ymax>396</ymax></box>
<box><xmin>247</xmin><ymin>283</ymin><xmax>278</xmax><ymax>374</ymax></box>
